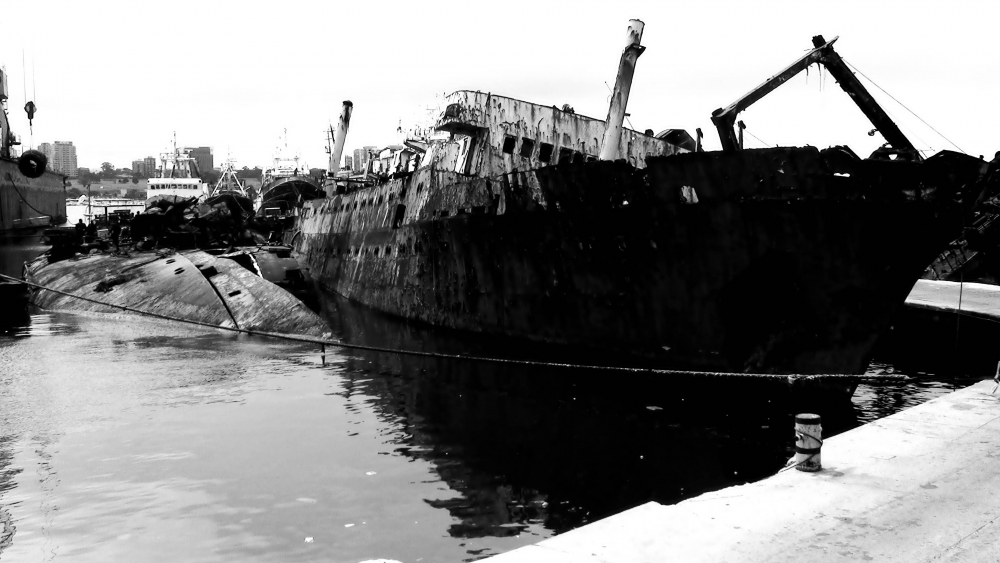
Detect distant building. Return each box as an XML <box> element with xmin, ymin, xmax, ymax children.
<box><xmin>184</xmin><ymin>147</ymin><xmax>213</xmax><ymax>177</ymax></box>
<box><xmin>352</xmin><ymin>146</ymin><xmax>377</xmax><ymax>172</ymax></box>
<box><xmin>39</xmin><ymin>141</ymin><xmax>78</xmax><ymax>176</ymax></box>
<box><xmin>132</xmin><ymin>157</ymin><xmax>159</xmax><ymax>177</ymax></box>
<box><xmin>343</xmin><ymin>155</ymin><xmax>353</xmax><ymax>171</ymax></box>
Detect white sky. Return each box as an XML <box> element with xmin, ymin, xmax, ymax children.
<box><xmin>2</xmin><ymin>0</ymin><xmax>998</xmax><ymax>170</ymax></box>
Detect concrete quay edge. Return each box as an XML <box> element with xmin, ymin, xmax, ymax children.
<box><xmin>486</xmin><ymin>380</ymin><xmax>1000</xmax><ymax>563</ymax></box>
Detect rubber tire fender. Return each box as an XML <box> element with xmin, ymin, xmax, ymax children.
<box><xmin>18</xmin><ymin>150</ymin><xmax>48</xmax><ymax>179</ymax></box>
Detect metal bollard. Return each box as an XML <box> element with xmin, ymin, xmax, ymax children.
<box><xmin>794</xmin><ymin>413</ymin><xmax>822</xmax><ymax>472</ymax></box>
<box><xmin>321</xmin><ymin>344</ymin><xmax>326</xmax><ymax>366</ymax></box>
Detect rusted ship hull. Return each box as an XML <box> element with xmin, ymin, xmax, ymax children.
<box><xmin>0</xmin><ymin>158</ymin><xmax>65</xmax><ymax>236</ymax></box>
<box><xmin>290</xmin><ymin>147</ymin><xmax>982</xmax><ymax>376</ymax></box>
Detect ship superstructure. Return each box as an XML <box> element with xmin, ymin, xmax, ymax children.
<box><xmin>210</xmin><ymin>158</ymin><xmax>249</xmax><ymax>198</ymax></box>
<box><xmin>146</xmin><ymin>134</ymin><xmax>208</xmax><ymax>202</ymax></box>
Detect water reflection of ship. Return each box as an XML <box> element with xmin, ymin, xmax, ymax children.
<box><xmin>318</xmin><ymin>290</ymin><xmax>861</xmax><ymax>540</ymax></box>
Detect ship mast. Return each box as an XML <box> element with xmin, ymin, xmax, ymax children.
<box><xmin>326</xmin><ymin>101</ymin><xmax>353</xmax><ymax>192</ymax></box>
<box><xmin>0</xmin><ymin>68</ymin><xmax>10</xmax><ymax>159</ymax></box>
<box><xmin>600</xmin><ymin>20</ymin><xmax>645</xmax><ymax>161</ymax></box>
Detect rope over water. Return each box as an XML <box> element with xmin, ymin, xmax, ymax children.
<box><xmin>0</xmin><ymin>272</ymin><xmax>909</xmax><ymax>382</ymax></box>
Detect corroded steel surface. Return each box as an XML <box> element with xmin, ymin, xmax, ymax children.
<box><xmin>24</xmin><ymin>249</ymin><xmax>330</xmax><ymax>337</ymax></box>
<box><xmin>26</xmin><ymin>252</ymin><xmax>234</xmax><ymax>326</ymax></box>
<box><xmin>291</xmin><ymin>147</ymin><xmax>983</xmax><ymax>375</ymax></box>
<box><xmin>434</xmin><ymin>91</ymin><xmax>685</xmax><ymax>174</ymax></box>
<box><xmin>185</xmin><ymin>250</ymin><xmax>328</xmax><ymax>336</ymax></box>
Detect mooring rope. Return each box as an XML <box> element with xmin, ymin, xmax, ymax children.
<box><xmin>1</xmin><ymin>272</ymin><xmax>908</xmax><ymax>382</ymax></box>
<box><xmin>843</xmin><ymin>59</ymin><xmax>966</xmax><ymax>154</ymax></box>
<box><xmin>778</xmin><ymin>453</ymin><xmax>820</xmax><ymax>473</ymax></box>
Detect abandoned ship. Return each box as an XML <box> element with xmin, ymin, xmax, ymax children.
<box><xmin>287</xmin><ymin>24</ymin><xmax>990</xmax><ymax>379</ymax></box>
<box><xmin>0</xmin><ymin>68</ymin><xmax>66</xmax><ymax>249</ymax></box>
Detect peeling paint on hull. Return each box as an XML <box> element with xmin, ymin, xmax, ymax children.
<box><xmin>291</xmin><ymin>147</ymin><xmax>982</xmax><ymax>375</ymax></box>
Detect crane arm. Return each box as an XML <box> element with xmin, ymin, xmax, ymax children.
<box><xmin>710</xmin><ymin>35</ymin><xmax>920</xmax><ymax>160</ymax></box>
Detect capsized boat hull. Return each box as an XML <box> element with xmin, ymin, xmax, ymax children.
<box><xmin>24</xmin><ymin>249</ymin><xmax>330</xmax><ymax>337</ymax></box>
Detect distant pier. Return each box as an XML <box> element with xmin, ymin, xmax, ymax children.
<box><xmin>487</xmin><ymin>380</ymin><xmax>1000</xmax><ymax>562</ymax></box>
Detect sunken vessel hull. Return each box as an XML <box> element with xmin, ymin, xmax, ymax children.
<box><xmin>290</xmin><ymin>146</ymin><xmax>982</xmax><ymax>376</ymax></box>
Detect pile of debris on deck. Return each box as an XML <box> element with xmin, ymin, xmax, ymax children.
<box><xmin>132</xmin><ymin>193</ymin><xmax>276</xmax><ymax>250</ymax></box>
<box><xmin>48</xmin><ymin>193</ymin><xmax>287</xmax><ymax>260</ymax></box>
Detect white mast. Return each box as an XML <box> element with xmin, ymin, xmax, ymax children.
<box><xmin>600</xmin><ymin>20</ymin><xmax>645</xmax><ymax>161</ymax></box>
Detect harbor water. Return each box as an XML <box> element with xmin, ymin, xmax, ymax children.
<box><xmin>0</xmin><ymin>283</ymin><xmax>975</xmax><ymax>562</ymax></box>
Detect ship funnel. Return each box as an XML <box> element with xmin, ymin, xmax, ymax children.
<box><xmin>599</xmin><ymin>19</ymin><xmax>645</xmax><ymax>161</ymax></box>
<box><xmin>327</xmin><ymin>101</ymin><xmax>353</xmax><ymax>195</ymax></box>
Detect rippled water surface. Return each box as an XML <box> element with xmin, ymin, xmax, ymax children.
<box><xmin>0</xmin><ymin>289</ymin><xmax>978</xmax><ymax>562</ymax></box>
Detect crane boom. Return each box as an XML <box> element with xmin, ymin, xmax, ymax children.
<box><xmin>710</xmin><ymin>35</ymin><xmax>920</xmax><ymax>161</ymax></box>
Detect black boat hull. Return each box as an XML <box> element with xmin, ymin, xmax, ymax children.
<box><xmin>290</xmin><ymin>148</ymin><xmax>983</xmax><ymax>376</ymax></box>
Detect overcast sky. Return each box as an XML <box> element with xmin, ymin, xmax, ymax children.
<box><xmin>2</xmin><ymin>0</ymin><xmax>997</xmax><ymax>171</ymax></box>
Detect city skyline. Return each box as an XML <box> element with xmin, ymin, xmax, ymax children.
<box><xmin>2</xmin><ymin>1</ymin><xmax>998</xmax><ymax>172</ymax></box>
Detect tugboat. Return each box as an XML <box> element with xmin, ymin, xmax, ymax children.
<box><xmin>287</xmin><ymin>23</ymin><xmax>992</xmax><ymax>389</ymax></box>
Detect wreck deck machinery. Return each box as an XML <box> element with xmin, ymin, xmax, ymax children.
<box><xmin>288</xmin><ymin>25</ymin><xmax>988</xmax><ymax>385</ymax></box>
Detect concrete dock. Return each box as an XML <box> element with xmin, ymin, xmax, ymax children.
<box><xmin>487</xmin><ymin>380</ymin><xmax>1000</xmax><ymax>562</ymax></box>
<box><xmin>907</xmin><ymin>279</ymin><xmax>1000</xmax><ymax>320</ymax></box>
